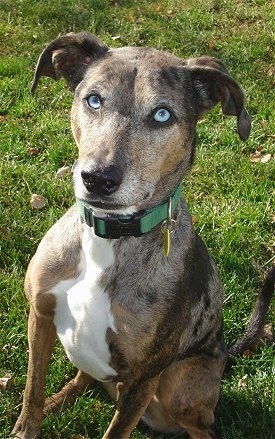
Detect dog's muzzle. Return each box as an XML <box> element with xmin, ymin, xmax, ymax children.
<box><xmin>81</xmin><ymin>165</ymin><xmax>123</xmax><ymax>196</ymax></box>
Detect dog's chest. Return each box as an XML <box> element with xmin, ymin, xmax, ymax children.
<box><xmin>52</xmin><ymin>227</ymin><xmax>117</xmax><ymax>382</ymax></box>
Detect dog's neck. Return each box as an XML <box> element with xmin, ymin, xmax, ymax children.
<box><xmin>76</xmin><ymin>182</ymin><xmax>183</xmax><ymax>239</ymax></box>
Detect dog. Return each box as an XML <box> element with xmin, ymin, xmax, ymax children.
<box><xmin>12</xmin><ymin>32</ymin><xmax>274</xmax><ymax>439</ymax></box>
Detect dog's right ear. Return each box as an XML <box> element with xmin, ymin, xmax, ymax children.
<box><xmin>30</xmin><ymin>32</ymin><xmax>109</xmax><ymax>93</ymax></box>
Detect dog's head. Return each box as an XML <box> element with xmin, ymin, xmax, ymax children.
<box><xmin>32</xmin><ymin>32</ymin><xmax>251</xmax><ymax>213</ymax></box>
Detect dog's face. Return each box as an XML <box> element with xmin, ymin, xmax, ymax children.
<box><xmin>71</xmin><ymin>47</ymin><xmax>198</xmax><ymax>212</ymax></box>
<box><xmin>31</xmin><ymin>32</ymin><xmax>251</xmax><ymax>212</ymax></box>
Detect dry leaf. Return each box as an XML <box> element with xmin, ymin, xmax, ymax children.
<box><xmin>238</xmin><ymin>374</ymin><xmax>248</xmax><ymax>390</ymax></box>
<box><xmin>30</xmin><ymin>194</ymin><xmax>46</xmax><ymax>209</ymax></box>
<box><xmin>262</xmin><ymin>323</ymin><xmax>274</xmax><ymax>342</ymax></box>
<box><xmin>208</xmin><ymin>38</ymin><xmax>218</xmax><ymax>50</ymax></box>
<box><xmin>56</xmin><ymin>165</ymin><xmax>72</xmax><ymax>178</ymax></box>
<box><xmin>250</xmin><ymin>151</ymin><xmax>262</xmax><ymax>162</ymax></box>
<box><xmin>27</xmin><ymin>147</ymin><xmax>39</xmax><ymax>156</ymax></box>
<box><xmin>260</xmin><ymin>153</ymin><xmax>272</xmax><ymax>163</ymax></box>
<box><xmin>0</xmin><ymin>374</ymin><xmax>14</xmax><ymax>391</ymax></box>
<box><xmin>250</xmin><ymin>151</ymin><xmax>273</xmax><ymax>163</ymax></box>
<box><xmin>243</xmin><ymin>349</ymin><xmax>254</xmax><ymax>358</ymax></box>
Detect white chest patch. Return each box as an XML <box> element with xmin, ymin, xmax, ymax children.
<box><xmin>52</xmin><ymin>226</ymin><xmax>117</xmax><ymax>382</ymax></box>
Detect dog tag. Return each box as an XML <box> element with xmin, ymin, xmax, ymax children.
<box><xmin>163</xmin><ymin>228</ymin><xmax>171</xmax><ymax>257</ymax></box>
<box><xmin>161</xmin><ymin>197</ymin><xmax>177</xmax><ymax>257</ymax></box>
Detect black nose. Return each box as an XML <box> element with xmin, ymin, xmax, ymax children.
<box><xmin>81</xmin><ymin>165</ymin><xmax>123</xmax><ymax>195</ymax></box>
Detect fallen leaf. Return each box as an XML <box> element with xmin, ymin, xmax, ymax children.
<box><xmin>250</xmin><ymin>151</ymin><xmax>262</xmax><ymax>162</ymax></box>
<box><xmin>30</xmin><ymin>194</ymin><xmax>46</xmax><ymax>209</ymax></box>
<box><xmin>250</xmin><ymin>151</ymin><xmax>273</xmax><ymax>163</ymax></box>
<box><xmin>267</xmin><ymin>67</ymin><xmax>275</xmax><ymax>77</ymax></box>
<box><xmin>260</xmin><ymin>153</ymin><xmax>272</xmax><ymax>163</ymax></box>
<box><xmin>243</xmin><ymin>349</ymin><xmax>254</xmax><ymax>358</ymax></box>
<box><xmin>208</xmin><ymin>38</ymin><xmax>218</xmax><ymax>50</ymax></box>
<box><xmin>56</xmin><ymin>165</ymin><xmax>72</xmax><ymax>177</ymax></box>
<box><xmin>111</xmin><ymin>35</ymin><xmax>120</xmax><ymax>40</ymax></box>
<box><xmin>262</xmin><ymin>323</ymin><xmax>274</xmax><ymax>342</ymax></box>
<box><xmin>0</xmin><ymin>374</ymin><xmax>14</xmax><ymax>391</ymax></box>
<box><xmin>27</xmin><ymin>147</ymin><xmax>39</xmax><ymax>156</ymax></box>
<box><xmin>238</xmin><ymin>374</ymin><xmax>248</xmax><ymax>390</ymax></box>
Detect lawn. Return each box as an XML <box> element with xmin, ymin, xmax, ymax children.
<box><xmin>0</xmin><ymin>0</ymin><xmax>274</xmax><ymax>438</ymax></box>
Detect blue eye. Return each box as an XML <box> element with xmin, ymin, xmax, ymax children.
<box><xmin>87</xmin><ymin>95</ymin><xmax>101</xmax><ymax>109</ymax></box>
<box><xmin>153</xmin><ymin>108</ymin><xmax>171</xmax><ymax>123</ymax></box>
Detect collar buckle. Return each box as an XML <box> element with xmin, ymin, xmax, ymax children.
<box><xmin>94</xmin><ymin>211</ymin><xmax>146</xmax><ymax>239</ymax></box>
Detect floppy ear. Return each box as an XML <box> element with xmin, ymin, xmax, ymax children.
<box><xmin>31</xmin><ymin>31</ymin><xmax>109</xmax><ymax>93</ymax></box>
<box><xmin>186</xmin><ymin>56</ymin><xmax>251</xmax><ymax>141</ymax></box>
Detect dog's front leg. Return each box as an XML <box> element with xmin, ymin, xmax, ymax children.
<box><xmin>12</xmin><ymin>306</ymin><xmax>56</xmax><ymax>439</ymax></box>
<box><xmin>102</xmin><ymin>376</ymin><xmax>159</xmax><ymax>439</ymax></box>
<box><xmin>44</xmin><ymin>369</ymin><xmax>95</xmax><ymax>415</ymax></box>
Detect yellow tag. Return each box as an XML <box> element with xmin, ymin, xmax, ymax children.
<box><xmin>163</xmin><ymin>228</ymin><xmax>171</xmax><ymax>257</ymax></box>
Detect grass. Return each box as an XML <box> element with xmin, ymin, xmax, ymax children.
<box><xmin>0</xmin><ymin>0</ymin><xmax>274</xmax><ymax>438</ymax></box>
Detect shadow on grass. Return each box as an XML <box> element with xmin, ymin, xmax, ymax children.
<box><xmin>215</xmin><ymin>388</ymin><xmax>274</xmax><ymax>439</ymax></box>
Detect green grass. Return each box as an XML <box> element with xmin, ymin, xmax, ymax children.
<box><xmin>0</xmin><ymin>0</ymin><xmax>274</xmax><ymax>438</ymax></box>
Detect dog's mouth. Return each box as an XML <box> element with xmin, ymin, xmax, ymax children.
<box><xmin>86</xmin><ymin>200</ymin><xmax>127</xmax><ymax>211</ymax></box>
<box><xmin>77</xmin><ymin>184</ymin><xmax>152</xmax><ymax>215</ymax></box>
<box><xmin>78</xmin><ymin>196</ymin><xmax>138</xmax><ymax>215</ymax></box>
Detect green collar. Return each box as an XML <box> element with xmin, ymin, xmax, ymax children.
<box><xmin>76</xmin><ymin>182</ymin><xmax>182</xmax><ymax>239</ymax></box>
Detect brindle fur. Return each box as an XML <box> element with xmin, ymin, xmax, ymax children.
<box><xmin>12</xmin><ymin>32</ymin><xmax>273</xmax><ymax>439</ymax></box>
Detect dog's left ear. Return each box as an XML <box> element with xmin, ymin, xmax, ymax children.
<box><xmin>186</xmin><ymin>56</ymin><xmax>251</xmax><ymax>141</ymax></box>
<box><xmin>31</xmin><ymin>31</ymin><xmax>109</xmax><ymax>93</ymax></box>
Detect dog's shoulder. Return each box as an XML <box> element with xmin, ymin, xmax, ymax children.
<box><xmin>25</xmin><ymin>205</ymin><xmax>83</xmax><ymax>298</ymax></box>
<box><xmin>37</xmin><ymin>204</ymin><xmax>82</xmax><ymax>254</ymax></box>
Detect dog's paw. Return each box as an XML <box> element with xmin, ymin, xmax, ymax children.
<box><xmin>11</xmin><ymin>422</ymin><xmax>41</xmax><ymax>439</ymax></box>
